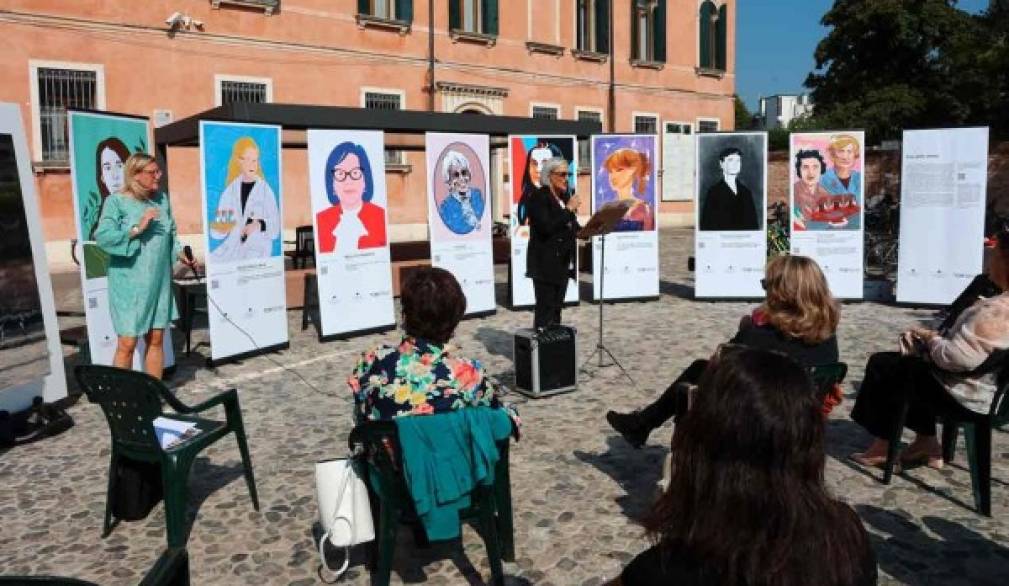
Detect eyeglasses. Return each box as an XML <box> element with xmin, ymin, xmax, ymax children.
<box><xmin>333</xmin><ymin>167</ymin><xmax>363</xmax><ymax>182</ymax></box>
<box><xmin>449</xmin><ymin>168</ymin><xmax>471</xmax><ymax>181</ymax></box>
<box><xmin>551</xmin><ymin>171</ymin><xmax>569</xmax><ymax>177</ymax></box>
<box><xmin>139</xmin><ymin>168</ymin><xmax>163</xmax><ymax>177</ymax></box>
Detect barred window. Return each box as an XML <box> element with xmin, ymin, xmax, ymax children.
<box><xmin>577</xmin><ymin>110</ymin><xmax>602</xmax><ymax>170</ymax></box>
<box><xmin>666</xmin><ymin>122</ymin><xmax>692</xmax><ymax>135</ymax></box>
<box><xmin>697</xmin><ymin>119</ymin><xmax>720</xmax><ymax>133</ymax></box>
<box><xmin>37</xmin><ymin>67</ymin><xmax>97</xmax><ymax>162</ymax></box>
<box><xmin>634</xmin><ymin>114</ymin><xmax>658</xmax><ymax>135</ymax></box>
<box><xmin>220</xmin><ymin>80</ymin><xmax>268</xmax><ymax>106</ymax></box>
<box><xmin>532</xmin><ymin>106</ymin><xmax>559</xmax><ymax>120</ymax></box>
<box><xmin>364</xmin><ymin>91</ymin><xmax>405</xmax><ymax>165</ymax></box>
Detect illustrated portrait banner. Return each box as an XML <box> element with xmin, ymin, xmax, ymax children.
<box><xmin>307</xmin><ymin>129</ymin><xmax>395</xmax><ymax>338</ymax></box>
<box><xmin>424</xmin><ymin>132</ymin><xmax>496</xmax><ymax>315</ymax></box>
<box><xmin>589</xmin><ymin>134</ymin><xmax>660</xmax><ymax>301</ymax></box>
<box><xmin>67</xmin><ymin>110</ymin><xmax>175</xmax><ymax>369</ymax></box>
<box><xmin>0</xmin><ymin>102</ymin><xmax>66</xmax><ymax>410</ymax></box>
<box><xmin>897</xmin><ymin>128</ymin><xmax>989</xmax><ymax>305</ymax></box>
<box><xmin>693</xmin><ymin>132</ymin><xmax>768</xmax><ymax>298</ymax></box>
<box><xmin>789</xmin><ymin>131</ymin><xmax>865</xmax><ymax>299</ymax></box>
<box><xmin>199</xmin><ymin>121</ymin><xmax>288</xmax><ymax>361</ymax></box>
<box><xmin>507</xmin><ymin>135</ymin><xmax>578</xmax><ymax>308</ymax></box>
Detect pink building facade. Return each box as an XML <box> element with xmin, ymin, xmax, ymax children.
<box><xmin>0</xmin><ymin>0</ymin><xmax>735</xmax><ymax>267</ymax></box>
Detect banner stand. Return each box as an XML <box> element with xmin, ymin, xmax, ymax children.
<box><xmin>206</xmin><ymin>341</ymin><xmax>289</xmax><ymax>368</ymax></box>
<box><xmin>506</xmin><ymin>258</ymin><xmax>580</xmax><ymax>310</ymax></box>
<box><xmin>317</xmin><ymin>325</ymin><xmax>396</xmax><ymax>344</ymax></box>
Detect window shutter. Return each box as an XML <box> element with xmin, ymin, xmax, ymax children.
<box><xmin>358</xmin><ymin>0</ymin><xmax>369</xmax><ymax>14</ymax></box>
<box><xmin>716</xmin><ymin>4</ymin><xmax>727</xmax><ymax>70</ymax></box>
<box><xmin>653</xmin><ymin>0</ymin><xmax>666</xmax><ymax>62</ymax></box>
<box><xmin>396</xmin><ymin>0</ymin><xmax>413</xmax><ymax>22</ymax></box>
<box><xmin>699</xmin><ymin>1</ymin><xmax>715</xmax><ymax>68</ymax></box>
<box><xmin>482</xmin><ymin>0</ymin><xmax>498</xmax><ymax>35</ymax></box>
<box><xmin>449</xmin><ymin>0</ymin><xmax>460</xmax><ymax>30</ymax></box>
<box><xmin>630</xmin><ymin>1</ymin><xmax>639</xmax><ymax>60</ymax></box>
<box><xmin>577</xmin><ymin>1</ymin><xmax>585</xmax><ymax>49</ymax></box>
<box><xmin>595</xmin><ymin>0</ymin><xmax>609</xmax><ymax>54</ymax></box>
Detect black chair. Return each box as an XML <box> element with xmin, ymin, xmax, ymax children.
<box><xmin>0</xmin><ymin>546</ymin><xmax>188</xmax><ymax>586</ymax></box>
<box><xmin>75</xmin><ymin>365</ymin><xmax>259</xmax><ymax>546</ymax></box>
<box><xmin>882</xmin><ymin>357</ymin><xmax>1009</xmax><ymax>516</ymax></box>
<box><xmin>285</xmin><ymin>225</ymin><xmax>315</xmax><ymax>269</ymax></box>
<box><xmin>347</xmin><ymin>417</ymin><xmax>514</xmax><ymax>586</ymax></box>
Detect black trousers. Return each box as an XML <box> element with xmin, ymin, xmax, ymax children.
<box><xmin>638</xmin><ymin>359</ymin><xmax>709</xmax><ymax>430</ymax></box>
<box><xmin>850</xmin><ymin>352</ymin><xmax>969</xmax><ymax>439</ymax></box>
<box><xmin>532</xmin><ymin>279</ymin><xmax>567</xmax><ymax>330</ymax></box>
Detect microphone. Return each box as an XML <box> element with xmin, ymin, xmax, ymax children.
<box><xmin>182</xmin><ymin>245</ymin><xmax>199</xmax><ymax>279</ymax></box>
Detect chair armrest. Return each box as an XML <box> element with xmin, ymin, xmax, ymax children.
<box><xmin>138</xmin><ymin>547</ymin><xmax>189</xmax><ymax>585</ymax></box>
<box><xmin>170</xmin><ymin>388</ymin><xmax>238</xmax><ymax>414</ymax></box>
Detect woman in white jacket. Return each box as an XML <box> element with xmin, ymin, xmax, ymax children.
<box><xmin>209</xmin><ymin>136</ymin><xmax>280</xmax><ymax>262</ymax></box>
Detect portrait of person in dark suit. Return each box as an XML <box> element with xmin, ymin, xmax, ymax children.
<box><xmin>699</xmin><ymin>147</ymin><xmax>760</xmax><ymax>231</ymax></box>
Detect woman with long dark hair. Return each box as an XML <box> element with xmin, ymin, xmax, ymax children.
<box><xmin>613</xmin><ymin>347</ymin><xmax>876</xmax><ymax>585</ymax></box>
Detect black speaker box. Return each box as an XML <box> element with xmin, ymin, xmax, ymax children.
<box><xmin>513</xmin><ymin>326</ymin><xmax>577</xmax><ymax>398</ymax></box>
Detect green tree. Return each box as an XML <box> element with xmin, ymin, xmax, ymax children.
<box><xmin>805</xmin><ymin>0</ymin><xmax>996</xmax><ymax>143</ymax></box>
<box><xmin>734</xmin><ymin>95</ymin><xmax>754</xmax><ymax>130</ymax></box>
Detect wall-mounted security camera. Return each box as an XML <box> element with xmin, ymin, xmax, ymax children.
<box><xmin>165</xmin><ymin>11</ymin><xmax>184</xmax><ymax>27</ymax></box>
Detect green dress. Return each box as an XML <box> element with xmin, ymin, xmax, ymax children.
<box><xmin>94</xmin><ymin>192</ymin><xmax>180</xmax><ymax>337</ymax></box>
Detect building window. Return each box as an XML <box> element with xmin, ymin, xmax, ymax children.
<box><xmin>450</xmin><ymin>0</ymin><xmax>498</xmax><ymax>36</ymax></box>
<box><xmin>216</xmin><ymin>76</ymin><xmax>271</xmax><ymax>107</ymax></box>
<box><xmin>364</xmin><ymin>90</ymin><xmax>406</xmax><ymax>165</ymax></box>
<box><xmin>634</xmin><ymin>114</ymin><xmax>659</xmax><ymax>135</ymax></box>
<box><xmin>577</xmin><ymin>109</ymin><xmax>603</xmax><ymax>170</ymax></box>
<box><xmin>699</xmin><ymin>1</ymin><xmax>727</xmax><ymax>71</ymax></box>
<box><xmin>34</xmin><ymin>66</ymin><xmax>100</xmax><ymax>163</ymax></box>
<box><xmin>697</xmin><ymin>119</ymin><xmax>720</xmax><ymax>133</ymax></box>
<box><xmin>358</xmin><ymin>0</ymin><xmax>413</xmax><ymax>22</ymax></box>
<box><xmin>665</xmin><ymin>122</ymin><xmax>692</xmax><ymax>135</ymax></box>
<box><xmin>532</xmin><ymin>105</ymin><xmax>559</xmax><ymax>120</ymax></box>
<box><xmin>631</xmin><ymin>0</ymin><xmax>666</xmax><ymax>63</ymax></box>
<box><xmin>576</xmin><ymin>0</ymin><xmax>610</xmax><ymax>54</ymax></box>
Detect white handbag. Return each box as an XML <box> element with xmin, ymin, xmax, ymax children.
<box><xmin>315</xmin><ymin>457</ymin><xmax>375</xmax><ymax>582</ymax></box>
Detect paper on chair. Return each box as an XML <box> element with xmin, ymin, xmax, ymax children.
<box><xmin>153</xmin><ymin>416</ymin><xmax>198</xmax><ymax>449</ymax></box>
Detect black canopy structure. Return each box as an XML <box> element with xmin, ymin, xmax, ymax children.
<box><xmin>154</xmin><ymin>102</ymin><xmax>603</xmax><ymax>154</ymax></box>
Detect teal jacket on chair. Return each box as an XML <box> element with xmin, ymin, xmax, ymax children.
<box><xmin>394</xmin><ymin>407</ymin><xmax>513</xmax><ymax>540</ymax></box>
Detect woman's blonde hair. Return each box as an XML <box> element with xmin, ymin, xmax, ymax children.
<box><xmin>122</xmin><ymin>153</ymin><xmax>157</xmax><ymax>198</ymax></box>
<box><xmin>759</xmin><ymin>255</ymin><xmax>839</xmax><ymax>344</ymax></box>
<box><xmin>828</xmin><ymin>134</ymin><xmax>861</xmax><ymax>159</ymax></box>
<box><xmin>604</xmin><ymin>148</ymin><xmax>650</xmax><ymax>194</ymax></box>
<box><xmin>226</xmin><ymin>136</ymin><xmax>263</xmax><ymax>185</ymax></box>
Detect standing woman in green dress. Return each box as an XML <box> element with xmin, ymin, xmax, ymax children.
<box><xmin>95</xmin><ymin>153</ymin><xmax>197</xmax><ymax>378</ymax></box>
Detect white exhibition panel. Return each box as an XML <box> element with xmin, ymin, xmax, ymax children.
<box><xmin>507</xmin><ymin>135</ymin><xmax>579</xmax><ymax>308</ymax></box>
<box><xmin>199</xmin><ymin>121</ymin><xmax>288</xmax><ymax>361</ymax></box>
<box><xmin>661</xmin><ymin>131</ymin><xmax>695</xmax><ymax>202</ymax></box>
<box><xmin>590</xmin><ymin>134</ymin><xmax>660</xmax><ymax>300</ymax></box>
<box><xmin>694</xmin><ymin>132</ymin><xmax>768</xmax><ymax>298</ymax></box>
<box><xmin>896</xmin><ymin>128</ymin><xmax>989</xmax><ymax>305</ymax></box>
<box><xmin>307</xmin><ymin>129</ymin><xmax>395</xmax><ymax>336</ymax></box>
<box><xmin>788</xmin><ymin>131</ymin><xmax>865</xmax><ymax>299</ymax></box>
<box><xmin>67</xmin><ymin>110</ymin><xmax>175</xmax><ymax>369</ymax></box>
<box><xmin>424</xmin><ymin>132</ymin><xmax>496</xmax><ymax>314</ymax></box>
<box><xmin>0</xmin><ymin>103</ymin><xmax>67</xmax><ymax>411</ymax></box>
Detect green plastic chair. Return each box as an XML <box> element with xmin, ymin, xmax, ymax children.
<box><xmin>74</xmin><ymin>364</ymin><xmax>259</xmax><ymax>547</ymax></box>
<box><xmin>347</xmin><ymin>418</ymin><xmax>514</xmax><ymax>586</ymax></box>
<box><xmin>1</xmin><ymin>546</ymin><xmax>189</xmax><ymax>586</ymax></box>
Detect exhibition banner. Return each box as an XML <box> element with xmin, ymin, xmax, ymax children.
<box><xmin>0</xmin><ymin>103</ymin><xmax>67</xmax><ymax>410</ymax></box>
<box><xmin>789</xmin><ymin>131</ymin><xmax>865</xmax><ymax>299</ymax></box>
<box><xmin>424</xmin><ymin>133</ymin><xmax>496</xmax><ymax>315</ymax></box>
<box><xmin>199</xmin><ymin>121</ymin><xmax>287</xmax><ymax>361</ymax></box>
<box><xmin>67</xmin><ymin>110</ymin><xmax>175</xmax><ymax>368</ymax></box>
<box><xmin>307</xmin><ymin>129</ymin><xmax>395</xmax><ymax>337</ymax></box>
<box><xmin>662</xmin><ymin>130</ymin><xmax>695</xmax><ymax>202</ymax></box>
<box><xmin>896</xmin><ymin>128</ymin><xmax>989</xmax><ymax>304</ymax></box>
<box><xmin>507</xmin><ymin>135</ymin><xmax>579</xmax><ymax>307</ymax></box>
<box><xmin>590</xmin><ymin>134</ymin><xmax>660</xmax><ymax>300</ymax></box>
<box><xmin>694</xmin><ymin>132</ymin><xmax>768</xmax><ymax>298</ymax></box>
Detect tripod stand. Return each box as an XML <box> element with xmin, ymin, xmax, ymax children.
<box><xmin>580</xmin><ymin>231</ymin><xmax>635</xmax><ymax>385</ymax></box>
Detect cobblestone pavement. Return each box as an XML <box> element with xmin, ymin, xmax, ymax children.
<box><xmin>2</xmin><ymin>229</ymin><xmax>1007</xmax><ymax>585</ymax></box>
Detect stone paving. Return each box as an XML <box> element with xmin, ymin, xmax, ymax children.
<box><xmin>1</xmin><ymin>228</ymin><xmax>1008</xmax><ymax>585</ymax></box>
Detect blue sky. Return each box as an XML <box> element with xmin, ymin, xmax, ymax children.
<box><xmin>736</xmin><ymin>0</ymin><xmax>991</xmax><ymax>111</ymax></box>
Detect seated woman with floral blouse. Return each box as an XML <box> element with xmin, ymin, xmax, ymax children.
<box><xmin>348</xmin><ymin>267</ymin><xmax>518</xmax><ymax>426</ymax></box>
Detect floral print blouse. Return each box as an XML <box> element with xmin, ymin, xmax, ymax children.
<box><xmin>348</xmin><ymin>336</ymin><xmax>519</xmax><ymax>424</ymax></box>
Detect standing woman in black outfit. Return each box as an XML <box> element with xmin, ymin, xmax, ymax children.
<box><xmin>526</xmin><ymin>157</ymin><xmax>581</xmax><ymax>330</ymax></box>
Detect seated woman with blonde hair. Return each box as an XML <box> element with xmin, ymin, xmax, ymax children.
<box><xmin>607</xmin><ymin>255</ymin><xmax>840</xmax><ymax>448</ymax></box>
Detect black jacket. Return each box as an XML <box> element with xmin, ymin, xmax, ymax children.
<box><xmin>525</xmin><ymin>185</ymin><xmax>580</xmax><ymax>285</ymax></box>
<box><xmin>699</xmin><ymin>178</ymin><xmax>759</xmax><ymax>231</ymax></box>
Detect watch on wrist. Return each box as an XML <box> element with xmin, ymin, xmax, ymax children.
<box><xmin>130</xmin><ymin>224</ymin><xmax>140</xmax><ymax>236</ymax></box>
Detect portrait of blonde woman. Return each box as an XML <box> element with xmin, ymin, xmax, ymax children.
<box><xmin>209</xmin><ymin>136</ymin><xmax>281</xmax><ymax>262</ymax></box>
